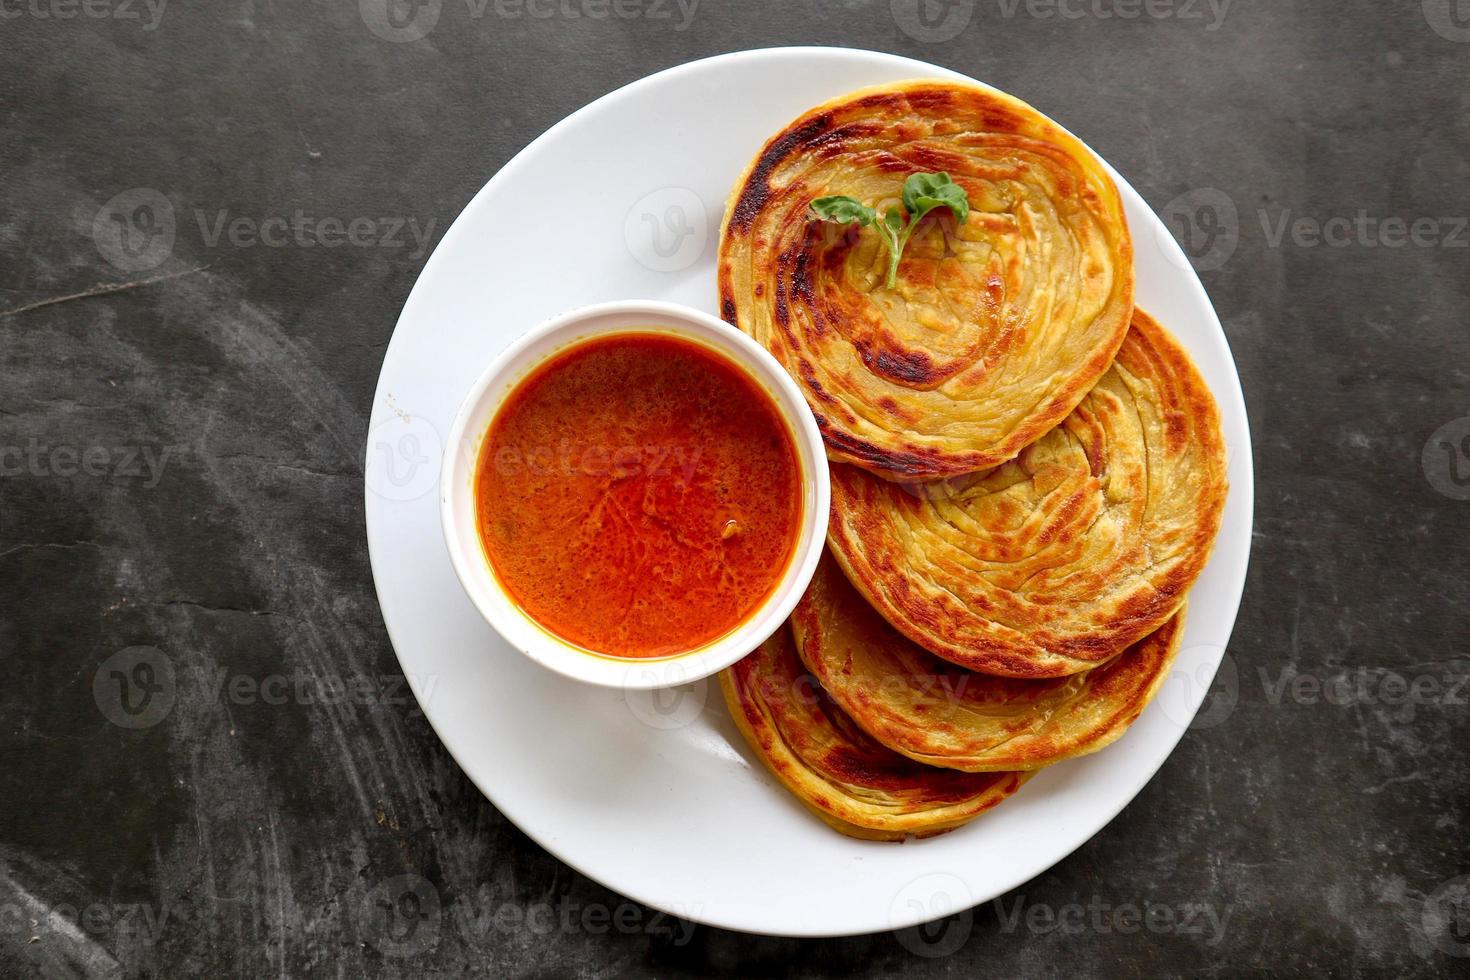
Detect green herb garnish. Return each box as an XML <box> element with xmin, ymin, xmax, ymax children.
<box><xmin>810</xmin><ymin>172</ymin><xmax>971</xmax><ymax>289</ymax></box>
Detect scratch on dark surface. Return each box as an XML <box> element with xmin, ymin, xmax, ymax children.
<box><xmin>0</xmin><ymin>859</ymin><xmax>123</xmax><ymax>978</ymax></box>
<box><xmin>211</xmin><ymin>451</ymin><xmax>362</xmax><ymax>480</ymax></box>
<box><xmin>0</xmin><ymin>266</ymin><xmax>210</xmax><ymax>320</ymax></box>
<box><xmin>0</xmin><ymin>540</ymin><xmax>105</xmax><ymax>560</ymax></box>
<box><xmin>152</xmin><ymin>598</ymin><xmax>277</xmax><ymax>617</ymax></box>
<box><xmin>266</xmin><ymin>811</ymin><xmax>291</xmax><ymax>980</ymax></box>
<box><xmin>178</xmin><ymin>287</ymin><xmax>430</xmax><ymax>839</ymax></box>
<box><xmin>178</xmin><ymin>275</ymin><xmax>367</xmax><ymax>465</ymax></box>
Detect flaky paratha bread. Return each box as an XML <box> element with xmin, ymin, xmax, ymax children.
<box><xmin>793</xmin><ymin>553</ymin><xmax>1185</xmax><ymax>771</ymax></box>
<box><xmin>720</xmin><ymin>626</ymin><xmax>1029</xmax><ymax>840</ymax></box>
<box><xmin>829</xmin><ymin>308</ymin><xmax>1227</xmax><ymax>678</ymax></box>
<box><xmin>719</xmin><ymin>79</ymin><xmax>1133</xmax><ymax>480</ymax></box>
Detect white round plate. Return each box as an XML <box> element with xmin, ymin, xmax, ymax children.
<box><xmin>364</xmin><ymin>46</ymin><xmax>1254</xmax><ymax>938</ymax></box>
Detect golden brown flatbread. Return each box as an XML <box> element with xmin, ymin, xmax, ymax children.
<box><xmin>828</xmin><ymin>308</ymin><xmax>1227</xmax><ymax>678</ymax></box>
<box><xmin>719</xmin><ymin>79</ymin><xmax>1133</xmax><ymax>480</ymax></box>
<box><xmin>793</xmin><ymin>553</ymin><xmax>1186</xmax><ymax>771</ymax></box>
<box><xmin>720</xmin><ymin>625</ymin><xmax>1029</xmax><ymax>840</ymax></box>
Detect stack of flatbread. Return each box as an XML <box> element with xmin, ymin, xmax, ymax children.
<box><xmin>716</xmin><ymin>81</ymin><xmax>1228</xmax><ymax>840</ymax></box>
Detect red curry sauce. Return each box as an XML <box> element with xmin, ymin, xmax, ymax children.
<box><xmin>475</xmin><ymin>333</ymin><xmax>802</xmax><ymax>659</ymax></box>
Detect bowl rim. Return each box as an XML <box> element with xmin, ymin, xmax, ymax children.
<box><xmin>438</xmin><ymin>298</ymin><xmax>832</xmax><ymax>690</ymax></box>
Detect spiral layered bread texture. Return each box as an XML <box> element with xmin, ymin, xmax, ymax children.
<box><xmin>828</xmin><ymin>308</ymin><xmax>1227</xmax><ymax>678</ymax></box>
<box><xmin>720</xmin><ymin>626</ymin><xmax>1029</xmax><ymax>840</ymax></box>
<box><xmin>719</xmin><ymin>79</ymin><xmax>1134</xmax><ymax>480</ymax></box>
<box><xmin>792</xmin><ymin>553</ymin><xmax>1186</xmax><ymax>771</ymax></box>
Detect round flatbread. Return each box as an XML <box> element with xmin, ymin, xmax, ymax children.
<box><xmin>828</xmin><ymin>308</ymin><xmax>1227</xmax><ymax>678</ymax></box>
<box><xmin>792</xmin><ymin>553</ymin><xmax>1186</xmax><ymax>771</ymax></box>
<box><xmin>720</xmin><ymin>626</ymin><xmax>1029</xmax><ymax>840</ymax></box>
<box><xmin>719</xmin><ymin>79</ymin><xmax>1133</xmax><ymax>480</ymax></box>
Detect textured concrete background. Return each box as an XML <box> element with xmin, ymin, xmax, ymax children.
<box><xmin>2</xmin><ymin>1</ymin><xmax>1468</xmax><ymax>976</ymax></box>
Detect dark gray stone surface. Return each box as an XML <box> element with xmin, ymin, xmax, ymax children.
<box><xmin>2</xmin><ymin>1</ymin><xmax>1467</xmax><ymax>976</ymax></box>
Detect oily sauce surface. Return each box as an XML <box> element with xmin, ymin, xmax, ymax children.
<box><xmin>476</xmin><ymin>333</ymin><xmax>802</xmax><ymax>659</ymax></box>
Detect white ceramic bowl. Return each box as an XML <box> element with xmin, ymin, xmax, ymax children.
<box><xmin>440</xmin><ymin>300</ymin><xmax>830</xmax><ymax>690</ymax></box>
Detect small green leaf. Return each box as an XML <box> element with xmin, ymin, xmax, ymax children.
<box><xmin>810</xmin><ymin>196</ymin><xmax>875</xmax><ymax>226</ymax></box>
<box><xmin>808</xmin><ymin>173</ymin><xmax>972</xmax><ymax>290</ymax></box>
<box><xmin>902</xmin><ymin>171</ymin><xmax>970</xmax><ymax>226</ymax></box>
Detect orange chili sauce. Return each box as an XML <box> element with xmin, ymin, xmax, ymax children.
<box><xmin>475</xmin><ymin>333</ymin><xmax>802</xmax><ymax>659</ymax></box>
